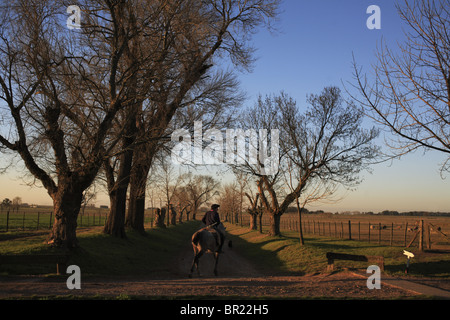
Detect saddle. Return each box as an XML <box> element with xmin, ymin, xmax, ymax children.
<box><xmin>206</xmin><ymin>227</ymin><xmax>222</xmax><ymax>246</ymax></box>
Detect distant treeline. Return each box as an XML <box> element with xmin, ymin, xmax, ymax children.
<box><xmin>374</xmin><ymin>210</ymin><xmax>450</xmax><ymax>217</ymax></box>
<box><xmin>284</xmin><ymin>207</ymin><xmax>450</xmax><ymax>217</ymax></box>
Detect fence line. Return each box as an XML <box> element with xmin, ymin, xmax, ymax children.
<box><xmin>0</xmin><ymin>210</ymin><xmax>113</xmax><ymax>232</ymax></box>
<box><xmin>3</xmin><ymin>209</ymin><xmax>449</xmax><ymax>250</ymax></box>
<box><xmin>231</xmin><ymin>213</ymin><xmax>450</xmax><ymax>249</ymax></box>
<box><xmin>0</xmin><ymin>208</ymin><xmax>186</xmax><ymax>232</ymax></box>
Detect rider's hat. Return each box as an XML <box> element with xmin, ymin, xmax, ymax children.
<box><xmin>211</xmin><ymin>204</ymin><xmax>220</xmax><ymax>209</ymax></box>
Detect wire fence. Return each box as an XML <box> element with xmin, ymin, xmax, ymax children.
<box><xmin>0</xmin><ymin>209</ymin><xmax>158</xmax><ymax>232</ymax></box>
<box><xmin>0</xmin><ymin>207</ymin><xmax>184</xmax><ymax>232</ymax></box>
<box><xmin>2</xmin><ymin>208</ymin><xmax>449</xmax><ymax>250</ymax></box>
<box><xmin>0</xmin><ymin>209</ymin><xmax>110</xmax><ymax>232</ymax></box>
<box><xmin>232</xmin><ymin>213</ymin><xmax>450</xmax><ymax>249</ymax></box>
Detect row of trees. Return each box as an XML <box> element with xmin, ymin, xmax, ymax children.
<box><xmin>238</xmin><ymin>0</ymin><xmax>450</xmax><ymax>243</ymax></box>
<box><xmin>0</xmin><ymin>197</ymin><xmax>22</xmax><ymax>212</ymax></box>
<box><xmin>147</xmin><ymin>157</ymin><xmax>220</xmax><ymax>223</ymax></box>
<box><xmin>206</xmin><ymin>0</ymin><xmax>450</xmax><ymax>244</ymax></box>
<box><xmin>0</xmin><ymin>0</ymin><xmax>280</xmax><ymax>248</ymax></box>
<box><xmin>1</xmin><ymin>0</ymin><xmax>448</xmax><ymax>249</ymax></box>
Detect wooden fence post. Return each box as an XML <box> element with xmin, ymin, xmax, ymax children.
<box><xmin>419</xmin><ymin>220</ymin><xmax>424</xmax><ymax>251</ymax></box>
<box><xmin>404</xmin><ymin>222</ymin><xmax>408</xmax><ymax>247</ymax></box>
<box><xmin>348</xmin><ymin>220</ymin><xmax>352</xmax><ymax>240</ymax></box>
<box><xmin>358</xmin><ymin>222</ymin><xmax>361</xmax><ymax>241</ymax></box>
<box><xmin>378</xmin><ymin>223</ymin><xmax>381</xmax><ymax>244</ymax></box>
<box><xmin>6</xmin><ymin>210</ymin><xmax>10</xmax><ymax>232</ymax></box>
<box><xmin>368</xmin><ymin>222</ymin><xmax>371</xmax><ymax>243</ymax></box>
<box><xmin>390</xmin><ymin>223</ymin><xmax>393</xmax><ymax>246</ymax></box>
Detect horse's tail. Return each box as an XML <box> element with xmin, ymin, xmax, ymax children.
<box><xmin>192</xmin><ymin>231</ymin><xmax>201</xmax><ymax>245</ymax></box>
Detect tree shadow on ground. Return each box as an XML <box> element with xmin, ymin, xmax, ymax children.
<box><xmin>225</xmin><ymin>231</ymin><xmax>306</xmax><ymax>276</ymax></box>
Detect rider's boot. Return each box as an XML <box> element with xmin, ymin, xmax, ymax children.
<box><xmin>217</xmin><ymin>233</ymin><xmax>225</xmax><ymax>253</ymax></box>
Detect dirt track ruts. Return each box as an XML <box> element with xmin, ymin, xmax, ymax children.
<box><xmin>0</xmin><ymin>243</ymin><xmax>425</xmax><ymax>299</ymax></box>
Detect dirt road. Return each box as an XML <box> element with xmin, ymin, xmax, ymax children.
<box><xmin>0</xmin><ymin>242</ymin><xmax>424</xmax><ymax>299</ymax></box>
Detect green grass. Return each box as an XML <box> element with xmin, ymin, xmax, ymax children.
<box><xmin>225</xmin><ymin>223</ymin><xmax>450</xmax><ymax>278</ymax></box>
<box><xmin>0</xmin><ymin>221</ymin><xmax>201</xmax><ymax>276</ymax></box>
<box><xmin>1</xmin><ymin>220</ymin><xmax>449</xmax><ymax>279</ymax></box>
<box><xmin>0</xmin><ymin>208</ymin><xmax>156</xmax><ymax>232</ymax></box>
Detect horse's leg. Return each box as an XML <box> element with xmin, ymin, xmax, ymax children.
<box><xmin>189</xmin><ymin>247</ymin><xmax>200</xmax><ymax>278</ymax></box>
<box><xmin>195</xmin><ymin>250</ymin><xmax>204</xmax><ymax>276</ymax></box>
<box><xmin>213</xmin><ymin>252</ymin><xmax>220</xmax><ymax>276</ymax></box>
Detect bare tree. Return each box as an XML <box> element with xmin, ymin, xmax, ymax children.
<box><xmin>0</xmin><ymin>1</ymin><xmax>138</xmax><ymax>248</ymax></box>
<box><xmin>181</xmin><ymin>173</ymin><xmax>220</xmax><ymax>221</ymax></box>
<box><xmin>244</xmin><ymin>187</ymin><xmax>261</xmax><ymax>231</ymax></box>
<box><xmin>218</xmin><ymin>182</ymin><xmax>241</xmax><ymax>223</ymax></box>
<box><xmin>283</xmin><ymin>159</ymin><xmax>341</xmax><ymax>245</ymax></box>
<box><xmin>150</xmin><ymin>155</ymin><xmax>184</xmax><ymax>226</ymax></box>
<box><xmin>1</xmin><ymin>198</ymin><xmax>12</xmax><ymax>213</ymax></box>
<box><xmin>12</xmin><ymin>196</ymin><xmax>22</xmax><ymax>213</ymax></box>
<box><xmin>237</xmin><ymin>88</ymin><xmax>379</xmax><ymax>236</ymax></box>
<box><xmin>172</xmin><ymin>185</ymin><xmax>192</xmax><ymax>222</ymax></box>
<box><xmin>124</xmin><ymin>0</ymin><xmax>280</xmax><ymax>233</ymax></box>
<box><xmin>80</xmin><ymin>184</ymin><xmax>97</xmax><ymax>217</ymax></box>
<box><xmin>350</xmin><ymin>0</ymin><xmax>450</xmax><ymax>173</ymax></box>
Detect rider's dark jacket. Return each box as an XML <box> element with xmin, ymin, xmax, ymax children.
<box><xmin>202</xmin><ymin>210</ymin><xmax>221</xmax><ymax>226</ymax></box>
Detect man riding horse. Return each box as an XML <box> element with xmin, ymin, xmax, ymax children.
<box><xmin>201</xmin><ymin>204</ymin><xmax>225</xmax><ymax>253</ymax></box>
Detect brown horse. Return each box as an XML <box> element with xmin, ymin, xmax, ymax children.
<box><xmin>189</xmin><ymin>223</ymin><xmax>226</xmax><ymax>277</ymax></box>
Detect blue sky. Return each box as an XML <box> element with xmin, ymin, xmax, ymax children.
<box><xmin>233</xmin><ymin>0</ymin><xmax>450</xmax><ymax>212</ymax></box>
<box><xmin>239</xmin><ymin>0</ymin><xmax>404</xmax><ymax>104</ymax></box>
<box><xmin>0</xmin><ymin>0</ymin><xmax>449</xmax><ymax>212</ymax></box>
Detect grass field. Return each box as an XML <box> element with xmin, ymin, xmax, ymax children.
<box><xmin>4</xmin><ymin>208</ymin><xmax>449</xmax><ymax>251</ymax></box>
<box><xmin>1</xmin><ymin>219</ymin><xmax>449</xmax><ymax>279</ymax></box>
<box><xmin>0</xmin><ymin>207</ymin><xmax>156</xmax><ymax>232</ymax></box>
<box><xmin>238</xmin><ymin>212</ymin><xmax>450</xmax><ymax>250</ymax></box>
<box><xmin>0</xmin><ymin>221</ymin><xmax>200</xmax><ymax>276</ymax></box>
<box><xmin>225</xmin><ymin>223</ymin><xmax>450</xmax><ymax>278</ymax></box>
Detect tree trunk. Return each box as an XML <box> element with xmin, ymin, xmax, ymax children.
<box><xmin>249</xmin><ymin>211</ymin><xmax>258</xmax><ymax>231</ymax></box>
<box><xmin>126</xmin><ymin>162</ymin><xmax>149</xmax><ymax>234</ymax></box>
<box><xmin>259</xmin><ymin>213</ymin><xmax>263</xmax><ymax>233</ymax></box>
<box><xmin>234</xmin><ymin>211</ymin><xmax>239</xmax><ymax>225</ymax></box>
<box><xmin>126</xmin><ymin>140</ymin><xmax>153</xmax><ymax>234</ymax></box>
<box><xmin>178</xmin><ymin>210</ymin><xmax>183</xmax><ymax>224</ymax></box>
<box><xmin>104</xmin><ymin>189</ymin><xmax>127</xmax><ymax>238</ymax></box>
<box><xmin>103</xmin><ymin>136</ymin><xmax>135</xmax><ymax>238</ymax></box>
<box><xmin>103</xmin><ymin>98</ymin><xmax>138</xmax><ymax>238</ymax></box>
<box><xmin>47</xmin><ymin>188</ymin><xmax>83</xmax><ymax>249</ymax></box>
<box><xmin>296</xmin><ymin>197</ymin><xmax>305</xmax><ymax>245</ymax></box>
<box><xmin>269</xmin><ymin>213</ymin><xmax>281</xmax><ymax>236</ymax></box>
<box><xmin>126</xmin><ymin>184</ymin><xmax>146</xmax><ymax>233</ymax></box>
<box><xmin>170</xmin><ymin>207</ymin><xmax>177</xmax><ymax>226</ymax></box>
<box><xmin>155</xmin><ymin>208</ymin><xmax>166</xmax><ymax>228</ymax></box>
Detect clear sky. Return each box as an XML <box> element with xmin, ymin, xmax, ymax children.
<box><xmin>0</xmin><ymin>0</ymin><xmax>449</xmax><ymax>213</ymax></box>
<box><xmin>235</xmin><ymin>0</ymin><xmax>450</xmax><ymax>213</ymax></box>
